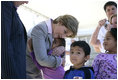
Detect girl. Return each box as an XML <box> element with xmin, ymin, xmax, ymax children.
<box><xmin>30</xmin><ymin>38</ymin><xmax>66</xmax><ymax>79</ymax></box>
<box><xmin>92</xmin><ymin>28</ymin><xmax>117</xmax><ymax>79</ymax></box>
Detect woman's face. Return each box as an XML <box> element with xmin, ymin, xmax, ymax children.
<box><xmin>53</xmin><ymin>23</ymin><xmax>73</xmax><ymax>38</ymax></box>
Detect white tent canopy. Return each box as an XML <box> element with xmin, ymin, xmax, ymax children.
<box><xmin>18</xmin><ymin>0</ymin><xmax>116</xmax><ymax>35</ymax></box>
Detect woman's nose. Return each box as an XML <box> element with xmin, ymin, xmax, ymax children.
<box><xmin>60</xmin><ymin>34</ymin><xmax>66</xmax><ymax>38</ymax></box>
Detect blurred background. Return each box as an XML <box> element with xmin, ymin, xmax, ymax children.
<box><xmin>17</xmin><ymin>0</ymin><xmax>117</xmax><ymax>70</ymax></box>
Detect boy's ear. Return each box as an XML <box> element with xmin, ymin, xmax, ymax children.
<box><xmin>85</xmin><ymin>55</ymin><xmax>90</xmax><ymax>62</ymax></box>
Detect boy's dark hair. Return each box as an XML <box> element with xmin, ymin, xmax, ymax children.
<box><xmin>110</xmin><ymin>28</ymin><xmax>117</xmax><ymax>41</ymax></box>
<box><xmin>58</xmin><ymin>38</ymin><xmax>66</xmax><ymax>47</ymax></box>
<box><xmin>104</xmin><ymin>1</ymin><xmax>117</xmax><ymax>11</ymax></box>
<box><xmin>71</xmin><ymin>41</ymin><xmax>91</xmax><ymax>56</ymax></box>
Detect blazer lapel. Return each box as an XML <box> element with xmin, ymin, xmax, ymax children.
<box><xmin>48</xmin><ymin>33</ymin><xmax>53</xmax><ymax>48</ymax></box>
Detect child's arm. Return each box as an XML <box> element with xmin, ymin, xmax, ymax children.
<box><xmin>49</xmin><ymin>47</ymin><xmax>66</xmax><ymax>67</ymax></box>
<box><xmin>52</xmin><ymin>46</ymin><xmax>65</xmax><ymax>56</ymax></box>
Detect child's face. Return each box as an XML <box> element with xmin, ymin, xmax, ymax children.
<box><xmin>103</xmin><ymin>32</ymin><xmax>117</xmax><ymax>52</ymax></box>
<box><xmin>70</xmin><ymin>46</ymin><xmax>89</xmax><ymax>68</ymax></box>
<box><xmin>52</xmin><ymin>39</ymin><xmax>61</xmax><ymax>49</ymax></box>
<box><xmin>111</xmin><ymin>16</ymin><xmax>117</xmax><ymax>28</ymax></box>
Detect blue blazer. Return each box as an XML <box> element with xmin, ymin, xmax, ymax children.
<box><xmin>1</xmin><ymin>1</ymin><xmax>27</xmax><ymax>79</ymax></box>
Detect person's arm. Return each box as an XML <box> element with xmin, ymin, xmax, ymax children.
<box><xmin>90</xmin><ymin>19</ymin><xmax>106</xmax><ymax>52</ymax></box>
<box><xmin>51</xmin><ymin>46</ymin><xmax>65</xmax><ymax>56</ymax></box>
<box><xmin>31</xmin><ymin>25</ymin><xmax>61</xmax><ymax>68</ymax></box>
<box><xmin>51</xmin><ymin>47</ymin><xmax>66</xmax><ymax>67</ymax></box>
<box><xmin>1</xmin><ymin>2</ymin><xmax>15</xmax><ymax>78</ymax></box>
<box><xmin>90</xmin><ymin>26</ymin><xmax>101</xmax><ymax>52</ymax></box>
<box><xmin>93</xmin><ymin>46</ymin><xmax>101</xmax><ymax>53</ymax></box>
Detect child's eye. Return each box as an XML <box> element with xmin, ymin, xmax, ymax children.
<box><xmin>106</xmin><ymin>38</ymin><xmax>110</xmax><ymax>40</ymax></box>
<box><xmin>104</xmin><ymin>37</ymin><xmax>111</xmax><ymax>41</ymax></box>
<box><xmin>64</xmin><ymin>30</ymin><xmax>67</xmax><ymax>34</ymax></box>
<box><xmin>71</xmin><ymin>52</ymin><xmax>74</xmax><ymax>54</ymax></box>
<box><xmin>77</xmin><ymin>52</ymin><xmax>80</xmax><ymax>54</ymax></box>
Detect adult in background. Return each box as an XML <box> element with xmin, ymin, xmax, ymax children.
<box><xmin>90</xmin><ymin>1</ymin><xmax>117</xmax><ymax>53</ymax></box>
<box><xmin>1</xmin><ymin>1</ymin><xmax>28</xmax><ymax>79</ymax></box>
<box><xmin>26</xmin><ymin>15</ymin><xmax>79</xmax><ymax>78</ymax></box>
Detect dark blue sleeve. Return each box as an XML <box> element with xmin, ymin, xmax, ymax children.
<box><xmin>1</xmin><ymin>1</ymin><xmax>14</xmax><ymax>78</ymax></box>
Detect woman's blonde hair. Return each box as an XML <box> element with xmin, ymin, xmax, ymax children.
<box><xmin>53</xmin><ymin>15</ymin><xmax>79</xmax><ymax>37</ymax></box>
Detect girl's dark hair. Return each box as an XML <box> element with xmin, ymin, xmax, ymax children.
<box><xmin>104</xmin><ymin>1</ymin><xmax>117</xmax><ymax>11</ymax></box>
<box><xmin>58</xmin><ymin>38</ymin><xmax>66</xmax><ymax>47</ymax></box>
<box><xmin>110</xmin><ymin>28</ymin><xmax>117</xmax><ymax>41</ymax></box>
<box><xmin>71</xmin><ymin>41</ymin><xmax>91</xmax><ymax>56</ymax></box>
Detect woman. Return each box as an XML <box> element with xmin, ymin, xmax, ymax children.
<box><xmin>26</xmin><ymin>15</ymin><xmax>79</xmax><ymax>78</ymax></box>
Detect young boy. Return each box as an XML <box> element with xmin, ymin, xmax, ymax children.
<box><xmin>64</xmin><ymin>41</ymin><xmax>94</xmax><ymax>79</ymax></box>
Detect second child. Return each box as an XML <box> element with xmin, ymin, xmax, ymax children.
<box><xmin>30</xmin><ymin>38</ymin><xmax>66</xmax><ymax>79</ymax></box>
<box><xmin>64</xmin><ymin>41</ymin><xmax>95</xmax><ymax>79</ymax></box>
